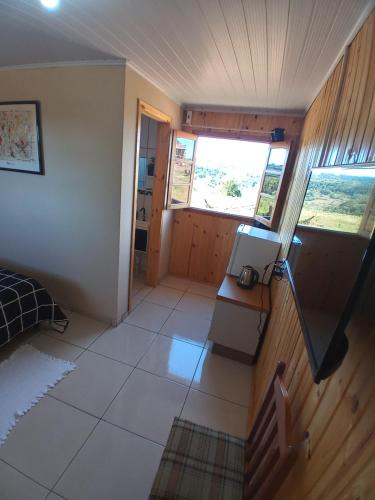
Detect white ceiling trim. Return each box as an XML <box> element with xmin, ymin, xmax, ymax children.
<box><xmin>0</xmin><ymin>59</ymin><xmax>126</xmax><ymax>72</ymax></box>
<box><xmin>126</xmin><ymin>61</ymin><xmax>182</xmax><ymax>106</ymax></box>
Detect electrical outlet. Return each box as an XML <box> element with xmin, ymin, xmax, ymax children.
<box><xmin>271</xmin><ymin>264</ymin><xmax>284</xmax><ymax>278</ymax></box>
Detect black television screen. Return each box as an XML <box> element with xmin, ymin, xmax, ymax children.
<box><xmin>287</xmin><ymin>166</ymin><xmax>375</xmax><ymax>383</ymax></box>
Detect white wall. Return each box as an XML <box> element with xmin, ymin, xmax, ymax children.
<box><xmin>117</xmin><ymin>66</ymin><xmax>182</xmax><ymax>321</ymax></box>
<box><xmin>0</xmin><ymin>64</ymin><xmax>126</xmax><ymax>323</ymax></box>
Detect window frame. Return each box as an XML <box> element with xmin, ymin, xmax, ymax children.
<box><xmin>187</xmin><ymin>133</ymin><xmax>271</xmax><ymax>219</ymax></box>
<box><xmin>166</xmin><ymin>130</ymin><xmax>198</xmax><ymax>209</ymax></box>
<box><xmin>166</xmin><ymin>131</ymin><xmax>293</xmax><ymax>231</ymax></box>
<box><xmin>358</xmin><ymin>184</ymin><xmax>375</xmax><ymax>238</ymax></box>
<box><xmin>297</xmin><ymin>165</ymin><xmax>375</xmax><ymax>238</ymax></box>
<box><xmin>254</xmin><ymin>141</ymin><xmax>292</xmax><ymax>229</ymax></box>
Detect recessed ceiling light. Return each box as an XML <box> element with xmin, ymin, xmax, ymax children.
<box><xmin>40</xmin><ymin>0</ymin><xmax>59</xmax><ymax>9</ymax></box>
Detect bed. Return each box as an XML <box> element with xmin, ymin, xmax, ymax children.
<box><xmin>0</xmin><ymin>268</ymin><xmax>69</xmax><ymax>348</ymax></box>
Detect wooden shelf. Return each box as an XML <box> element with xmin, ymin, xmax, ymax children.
<box><xmin>217</xmin><ymin>274</ymin><xmax>270</xmax><ymax>313</ymax></box>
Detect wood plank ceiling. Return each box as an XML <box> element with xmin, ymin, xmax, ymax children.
<box><xmin>0</xmin><ymin>0</ymin><xmax>372</xmax><ymax>111</ymax></box>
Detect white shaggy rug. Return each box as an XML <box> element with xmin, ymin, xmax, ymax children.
<box><xmin>0</xmin><ymin>344</ymin><xmax>75</xmax><ymax>445</ymax></box>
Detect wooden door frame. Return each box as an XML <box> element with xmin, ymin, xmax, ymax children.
<box><xmin>128</xmin><ymin>100</ymin><xmax>172</xmax><ymax>312</ymax></box>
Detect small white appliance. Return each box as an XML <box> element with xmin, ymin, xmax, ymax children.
<box><xmin>227</xmin><ymin>225</ymin><xmax>281</xmax><ymax>284</ymax></box>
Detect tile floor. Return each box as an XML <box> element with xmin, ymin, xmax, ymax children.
<box><xmin>0</xmin><ymin>275</ymin><xmax>252</xmax><ymax>500</ymax></box>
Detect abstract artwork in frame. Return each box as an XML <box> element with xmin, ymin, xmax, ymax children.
<box><xmin>0</xmin><ymin>101</ymin><xmax>44</xmax><ymax>175</ymax></box>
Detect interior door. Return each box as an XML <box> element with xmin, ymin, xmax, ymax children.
<box><xmin>146</xmin><ymin>122</ymin><xmax>172</xmax><ymax>286</ymax></box>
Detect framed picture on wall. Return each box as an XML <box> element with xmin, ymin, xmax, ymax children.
<box><xmin>0</xmin><ymin>101</ymin><xmax>44</xmax><ymax>175</ymax></box>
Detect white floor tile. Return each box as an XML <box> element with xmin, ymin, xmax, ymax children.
<box><xmin>0</xmin><ymin>460</ymin><xmax>49</xmax><ymax>500</ymax></box>
<box><xmin>89</xmin><ymin>322</ymin><xmax>155</xmax><ymax>366</ymax></box>
<box><xmin>132</xmin><ymin>273</ymin><xmax>146</xmax><ymax>296</ymax></box>
<box><xmin>176</xmin><ymin>293</ymin><xmax>215</xmax><ymax>320</ymax></box>
<box><xmin>181</xmin><ymin>389</ymin><xmax>248</xmax><ymax>438</ymax></box>
<box><xmin>130</xmin><ymin>292</ymin><xmax>143</xmax><ymax>310</ymax></box>
<box><xmin>138</xmin><ymin>336</ymin><xmax>203</xmax><ymax>386</ymax></box>
<box><xmin>160</xmin><ymin>275</ymin><xmax>191</xmax><ymax>291</ymax></box>
<box><xmin>104</xmin><ymin>369</ymin><xmax>188</xmax><ymax>445</ymax></box>
<box><xmin>192</xmin><ymin>350</ymin><xmax>252</xmax><ymax>406</ymax></box>
<box><xmin>55</xmin><ymin>421</ymin><xmax>163</xmax><ymax>500</ymax></box>
<box><xmin>187</xmin><ymin>282</ymin><xmax>218</xmax><ymax>299</ymax></box>
<box><xmin>160</xmin><ymin>310</ymin><xmax>210</xmax><ymax>347</ymax></box>
<box><xmin>130</xmin><ymin>293</ymin><xmax>146</xmax><ymax>311</ymax></box>
<box><xmin>44</xmin><ymin>311</ymin><xmax>108</xmax><ymax>348</ymax></box>
<box><xmin>0</xmin><ymin>397</ymin><xmax>97</xmax><ymax>488</ymax></box>
<box><xmin>132</xmin><ymin>282</ymin><xmax>143</xmax><ymax>296</ymax></box>
<box><xmin>0</xmin><ymin>295</ymin><xmax>254</xmax><ymax>498</ymax></box>
<box><xmin>46</xmin><ymin>494</ymin><xmax>65</xmax><ymax>500</ymax></box>
<box><xmin>124</xmin><ymin>301</ymin><xmax>172</xmax><ymax>332</ymax></box>
<box><xmin>131</xmin><ymin>285</ymin><xmax>153</xmax><ymax>309</ymax></box>
<box><xmin>50</xmin><ymin>351</ymin><xmax>133</xmax><ymax>417</ymax></box>
<box><xmin>145</xmin><ymin>285</ymin><xmax>184</xmax><ymax>308</ymax></box>
<box><xmin>29</xmin><ymin>333</ymin><xmax>84</xmax><ymax>361</ymax></box>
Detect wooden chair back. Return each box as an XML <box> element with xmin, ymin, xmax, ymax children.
<box><xmin>244</xmin><ymin>362</ymin><xmax>295</xmax><ymax>499</ymax></box>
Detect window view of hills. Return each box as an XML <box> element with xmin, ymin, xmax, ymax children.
<box><xmin>299</xmin><ymin>169</ymin><xmax>375</xmax><ymax>234</ymax></box>
<box><xmin>190</xmin><ymin>137</ymin><xmax>269</xmax><ymax>217</ymax></box>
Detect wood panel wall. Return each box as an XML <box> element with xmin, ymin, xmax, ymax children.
<box><xmin>249</xmin><ymin>11</ymin><xmax>375</xmax><ymax>499</ymax></box>
<box><xmin>169</xmin><ymin>209</ymin><xmax>249</xmax><ymax>285</ymax></box>
<box><xmin>325</xmin><ymin>12</ymin><xmax>375</xmax><ymax>165</ymax></box>
<box><xmin>183</xmin><ymin>110</ymin><xmax>304</xmax><ymax>142</ymax></box>
<box><xmin>249</xmin><ymin>277</ymin><xmax>374</xmax><ymax>500</ymax></box>
<box><xmin>278</xmin><ymin>58</ymin><xmax>344</xmax><ymax>257</ymax></box>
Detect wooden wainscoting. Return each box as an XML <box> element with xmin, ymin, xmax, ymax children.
<box><xmin>168</xmin><ymin>209</ymin><xmax>251</xmax><ymax>285</ymax></box>
<box><xmin>248</xmin><ymin>277</ymin><xmax>375</xmax><ymax>499</ymax></box>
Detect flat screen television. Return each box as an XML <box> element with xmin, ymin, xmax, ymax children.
<box><xmin>286</xmin><ymin>166</ymin><xmax>375</xmax><ymax>383</ymax></box>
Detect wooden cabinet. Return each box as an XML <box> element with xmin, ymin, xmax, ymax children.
<box><xmin>323</xmin><ymin>11</ymin><xmax>375</xmax><ymax>166</ymax></box>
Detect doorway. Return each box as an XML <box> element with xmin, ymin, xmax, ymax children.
<box><xmin>129</xmin><ymin>100</ymin><xmax>172</xmax><ymax>310</ymax></box>
<box><xmin>132</xmin><ymin>114</ymin><xmax>158</xmax><ymax>292</ymax></box>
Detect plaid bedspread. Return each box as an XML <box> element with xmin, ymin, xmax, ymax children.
<box><xmin>150</xmin><ymin>417</ymin><xmax>245</xmax><ymax>500</ymax></box>
<box><xmin>0</xmin><ymin>268</ymin><xmax>68</xmax><ymax>348</ymax></box>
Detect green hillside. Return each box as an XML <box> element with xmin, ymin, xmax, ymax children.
<box><xmin>299</xmin><ymin>172</ymin><xmax>373</xmax><ymax>233</ymax></box>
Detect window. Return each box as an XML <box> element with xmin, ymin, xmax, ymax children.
<box><xmin>254</xmin><ymin>142</ymin><xmax>291</xmax><ymax>228</ymax></box>
<box><xmin>167</xmin><ymin>133</ymin><xmax>292</xmax><ymax>227</ymax></box>
<box><xmin>190</xmin><ymin>137</ymin><xmax>269</xmax><ymax>217</ymax></box>
<box><xmin>167</xmin><ymin>131</ymin><xmax>197</xmax><ymax>208</ymax></box>
<box><xmin>299</xmin><ymin>167</ymin><xmax>375</xmax><ymax>236</ymax></box>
